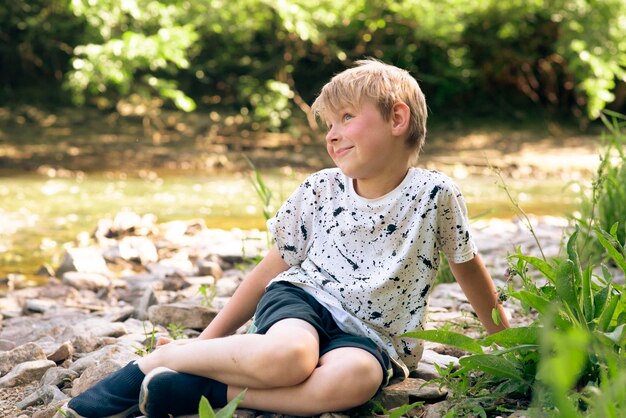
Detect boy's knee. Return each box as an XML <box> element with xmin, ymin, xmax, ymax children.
<box><xmin>320</xmin><ymin>356</ymin><xmax>382</xmax><ymax>406</ymax></box>
<box><xmin>258</xmin><ymin>338</ymin><xmax>318</xmax><ymax>386</ymax></box>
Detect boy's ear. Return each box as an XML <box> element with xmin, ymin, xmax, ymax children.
<box><xmin>390</xmin><ymin>102</ymin><xmax>410</xmax><ymax>135</ymax></box>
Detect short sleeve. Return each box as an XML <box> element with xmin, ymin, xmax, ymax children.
<box><xmin>435</xmin><ymin>182</ymin><xmax>477</xmax><ymax>263</ymax></box>
<box><xmin>267</xmin><ymin>175</ymin><xmax>318</xmax><ymax>266</ymax></box>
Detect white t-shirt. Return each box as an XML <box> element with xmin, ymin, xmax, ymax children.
<box><xmin>267</xmin><ymin>167</ymin><xmax>477</xmax><ymax>377</ymax></box>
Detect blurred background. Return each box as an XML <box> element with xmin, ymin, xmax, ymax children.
<box><xmin>1</xmin><ymin>0</ymin><xmax>625</xmax><ymax>283</ymax></box>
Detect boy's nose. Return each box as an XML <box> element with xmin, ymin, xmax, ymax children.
<box><xmin>325</xmin><ymin>127</ymin><xmax>339</xmax><ymax>143</ymax></box>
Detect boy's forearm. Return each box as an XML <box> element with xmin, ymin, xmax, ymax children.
<box><xmin>449</xmin><ymin>254</ymin><xmax>510</xmax><ymax>334</ymax></box>
<box><xmin>199</xmin><ymin>245</ymin><xmax>289</xmax><ymax>339</ymax></box>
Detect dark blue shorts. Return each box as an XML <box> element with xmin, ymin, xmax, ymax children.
<box><xmin>253</xmin><ymin>281</ymin><xmax>392</xmax><ymax>387</ymax></box>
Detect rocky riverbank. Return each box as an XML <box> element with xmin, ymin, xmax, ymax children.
<box><xmin>0</xmin><ymin>211</ymin><xmax>573</xmax><ymax>418</ymax></box>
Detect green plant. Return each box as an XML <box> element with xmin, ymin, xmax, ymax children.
<box><xmin>198</xmin><ymin>389</ymin><xmax>247</xmax><ymax>418</ymax></box>
<box><xmin>405</xmin><ymin>225</ymin><xmax>625</xmax><ymax>416</ymax></box>
<box><xmin>576</xmin><ymin>110</ymin><xmax>626</xmax><ymax>263</ymax></box>
<box><xmin>369</xmin><ymin>400</ymin><xmax>424</xmax><ymax>418</ymax></box>
<box><xmin>435</xmin><ymin>252</ymin><xmax>455</xmax><ymax>284</ymax></box>
<box><xmin>244</xmin><ymin>156</ymin><xmax>275</xmax><ymax>250</ymax></box>
<box><xmin>54</xmin><ymin>406</ymin><xmax>68</xmax><ymax>417</ymax></box>
<box><xmin>167</xmin><ymin>323</ymin><xmax>188</xmax><ymax>340</ymax></box>
<box><xmin>135</xmin><ymin>321</ymin><xmax>159</xmax><ymax>356</ymax></box>
<box><xmin>198</xmin><ymin>283</ymin><xmax>218</xmax><ymax>308</ymax></box>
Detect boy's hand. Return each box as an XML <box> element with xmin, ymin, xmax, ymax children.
<box><xmin>155</xmin><ymin>336</ymin><xmax>192</xmax><ymax>348</ymax></box>
<box><xmin>155</xmin><ymin>336</ymin><xmax>173</xmax><ymax>347</ymax></box>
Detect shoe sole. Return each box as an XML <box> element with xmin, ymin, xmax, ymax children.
<box><xmin>138</xmin><ymin>366</ymin><xmax>176</xmax><ymax>416</ymax></box>
<box><xmin>65</xmin><ymin>404</ymin><xmax>140</xmax><ymax>418</ymax></box>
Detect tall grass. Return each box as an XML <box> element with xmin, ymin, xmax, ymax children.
<box><xmin>576</xmin><ymin>110</ymin><xmax>626</xmax><ymax>264</ymax></box>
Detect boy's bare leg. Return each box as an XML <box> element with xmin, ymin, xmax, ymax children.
<box><xmin>137</xmin><ymin>319</ymin><xmax>320</xmax><ymax>389</ymax></box>
<box><xmin>229</xmin><ymin>347</ymin><xmax>383</xmax><ymax>416</ymax></box>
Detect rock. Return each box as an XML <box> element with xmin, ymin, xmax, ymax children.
<box><xmin>197</xmin><ymin>259</ymin><xmax>223</xmax><ymax>279</ymax></box>
<box><xmin>0</xmin><ymin>339</ymin><xmax>16</xmax><ymax>351</ymax></box>
<box><xmin>71</xmin><ymin>318</ymin><xmax>127</xmax><ymax>338</ymax></box>
<box><xmin>215</xmin><ymin>276</ymin><xmax>239</xmax><ymax>297</ymax></box>
<box><xmin>118</xmin><ymin>236</ymin><xmax>159</xmax><ymax>264</ymax></box>
<box><xmin>32</xmin><ymin>400</ymin><xmax>69</xmax><ymax>418</ymax></box>
<box><xmin>421</xmin><ymin>400</ymin><xmax>454</xmax><ymax>418</ymax></box>
<box><xmin>71</xmin><ymin>335</ymin><xmax>117</xmax><ymax>354</ymax></box>
<box><xmin>148</xmin><ymin>302</ymin><xmax>218</xmax><ymax>330</ymax></box>
<box><xmin>159</xmin><ymin>250</ymin><xmax>195</xmax><ymax>276</ymax></box>
<box><xmin>62</xmin><ymin>271</ymin><xmax>111</xmax><ymax>290</ymax></box>
<box><xmin>24</xmin><ymin>298</ymin><xmax>56</xmax><ymax>314</ymax></box>
<box><xmin>47</xmin><ymin>341</ymin><xmax>74</xmax><ymax>363</ymax></box>
<box><xmin>0</xmin><ymin>342</ymin><xmax>46</xmax><ymax>376</ymax></box>
<box><xmin>0</xmin><ymin>275</ymin><xmax>15</xmax><ymax>296</ymax></box>
<box><xmin>40</xmin><ymin>367</ymin><xmax>78</xmax><ymax>388</ymax></box>
<box><xmin>0</xmin><ymin>359</ymin><xmax>56</xmax><ymax>387</ymax></box>
<box><xmin>68</xmin><ymin>344</ymin><xmax>138</xmax><ymax>375</ymax></box>
<box><xmin>96</xmin><ymin>305</ymin><xmax>135</xmax><ymax>323</ymax></box>
<box><xmin>420</xmin><ymin>349</ymin><xmax>460</xmax><ymax>369</ymax></box>
<box><xmin>374</xmin><ymin>378</ymin><xmax>447</xmax><ymax>410</ymax></box>
<box><xmin>16</xmin><ymin>384</ymin><xmax>68</xmax><ymax>409</ymax></box>
<box><xmin>135</xmin><ymin>287</ymin><xmax>158</xmax><ymax>320</ymax></box>
<box><xmin>70</xmin><ymin>359</ymin><xmax>126</xmax><ymax>396</ymax></box>
<box><xmin>56</xmin><ymin>247</ymin><xmax>111</xmax><ymax>277</ymax></box>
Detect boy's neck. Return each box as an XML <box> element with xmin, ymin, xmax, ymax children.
<box><xmin>353</xmin><ymin>164</ymin><xmax>410</xmax><ymax>199</ymax></box>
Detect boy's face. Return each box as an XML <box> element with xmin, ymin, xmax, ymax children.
<box><xmin>323</xmin><ymin>100</ymin><xmax>406</xmax><ymax>183</ymax></box>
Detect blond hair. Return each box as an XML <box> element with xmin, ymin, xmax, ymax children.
<box><xmin>311</xmin><ymin>59</ymin><xmax>428</xmax><ymax>156</ymax></box>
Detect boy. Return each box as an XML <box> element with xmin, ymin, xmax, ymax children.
<box><xmin>67</xmin><ymin>59</ymin><xmax>509</xmax><ymax>418</ymax></box>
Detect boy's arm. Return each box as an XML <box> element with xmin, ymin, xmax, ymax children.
<box><xmin>198</xmin><ymin>245</ymin><xmax>289</xmax><ymax>339</ymax></box>
<box><xmin>449</xmin><ymin>254</ymin><xmax>510</xmax><ymax>334</ymax></box>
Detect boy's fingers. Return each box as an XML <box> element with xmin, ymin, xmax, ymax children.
<box><xmin>156</xmin><ymin>336</ymin><xmax>173</xmax><ymax>347</ymax></box>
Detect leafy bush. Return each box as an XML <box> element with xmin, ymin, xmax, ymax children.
<box><xmin>3</xmin><ymin>1</ymin><xmax>626</xmax><ymax>121</ymax></box>
<box><xmin>406</xmin><ymin>226</ymin><xmax>625</xmax><ymax>416</ymax></box>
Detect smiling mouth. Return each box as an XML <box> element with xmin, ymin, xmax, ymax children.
<box><xmin>334</xmin><ymin>146</ymin><xmax>353</xmax><ymax>157</ymax></box>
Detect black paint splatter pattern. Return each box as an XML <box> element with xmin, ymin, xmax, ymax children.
<box><xmin>267</xmin><ymin>167</ymin><xmax>477</xmax><ymax>375</ymax></box>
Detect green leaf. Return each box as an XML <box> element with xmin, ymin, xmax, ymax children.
<box><xmin>216</xmin><ymin>389</ymin><xmax>247</xmax><ymax>418</ymax></box>
<box><xmin>538</xmin><ymin>324</ymin><xmax>589</xmax><ymax>391</ymax></box>
<box><xmin>198</xmin><ymin>396</ymin><xmax>216</xmax><ymax>418</ymax></box>
<box><xmin>604</xmin><ymin>324</ymin><xmax>625</xmax><ymax>347</ymax></box>
<box><xmin>402</xmin><ymin>330</ymin><xmax>483</xmax><ymax>354</ymax></box>
<box><xmin>593</xmin><ymin>283</ymin><xmax>611</xmax><ymax>319</ymax></box>
<box><xmin>555</xmin><ymin>260</ymin><xmax>584</xmax><ymax>323</ymax></box>
<box><xmin>459</xmin><ymin>354</ymin><xmax>521</xmax><ymax>380</ymax></box>
<box><xmin>566</xmin><ymin>226</ymin><xmax>583</xmax><ymax>289</ymax></box>
<box><xmin>582</xmin><ymin>265</ymin><xmax>594</xmax><ymax>323</ymax></box>
<box><xmin>596</xmin><ymin>227</ymin><xmax>626</xmax><ymax>272</ymax></box>
<box><xmin>510</xmin><ymin>290</ymin><xmax>551</xmax><ymax>314</ymax></box>
<box><xmin>597</xmin><ymin>289</ymin><xmax>621</xmax><ymax>332</ymax></box>
<box><xmin>388</xmin><ymin>401</ymin><xmax>424</xmax><ymax>418</ymax></box>
<box><xmin>491</xmin><ymin>308</ymin><xmax>501</xmax><ymax>326</ymax></box>
<box><xmin>510</xmin><ymin>255</ymin><xmax>556</xmax><ymax>283</ymax></box>
<box><xmin>481</xmin><ymin>326</ymin><xmax>539</xmax><ymax>347</ymax></box>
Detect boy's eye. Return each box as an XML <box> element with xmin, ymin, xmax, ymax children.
<box><xmin>342</xmin><ymin>113</ymin><xmax>353</xmax><ymax>122</ymax></box>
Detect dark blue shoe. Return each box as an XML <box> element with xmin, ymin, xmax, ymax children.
<box><xmin>139</xmin><ymin>367</ymin><xmax>227</xmax><ymax>418</ymax></box>
<box><xmin>66</xmin><ymin>361</ymin><xmax>145</xmax><ymax>418</ymax></box>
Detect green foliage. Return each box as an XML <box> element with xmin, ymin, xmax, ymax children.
<box><xmin>198</xmin><ymin>389</ymin><xmax>247</xmax><ymax>418</ymax></box>
<box><xmin>135</xmin><ymin>321</ymin><xmax>158</xmax><ymax>356</ymax></box>
<box><xmin>166</xmin><ymin>323</ymin><xmax>187</xmax><ymax>340</ymax></box>
<box><xmin>3</xmin><ymin>1</ymin><xmax>625</xmax><ymax>120</ymax></box>
<box><xmin>197</xmin><ymin>283</ymin><xmax>218</xmax><ymax>308</ymax></box>
<box><xmin>575</xmin><ymin>111</ymin><xmax>626</xmax><ymax>264</ymax></box>
<box><xmin>369</xmin><ymin>400</ymin><xmax>424</xmax><ymax>418</ymax></box>
<box><xmin>409</xmin><ymin>226</ymin><xmax>625</xmax><ymax>416</ymax></box>
<box><xmin>435</xmin><ymin>252</ymin><xmax>455</xmax><ymax>284</ymax></box>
